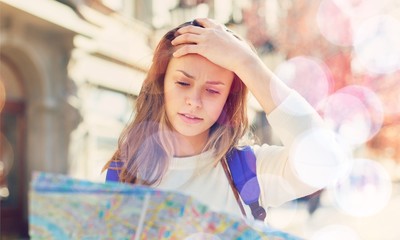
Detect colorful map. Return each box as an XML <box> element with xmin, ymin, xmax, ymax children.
<box><xmin>29</xmin><ymin>172</ymin><xmax>301</xmax><ymax>240</ymax></box>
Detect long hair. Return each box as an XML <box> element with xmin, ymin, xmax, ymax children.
<box><xmin>103</xmin><ymin>20</ymin><xmax>249</xmax><ymax>185</ymax></box>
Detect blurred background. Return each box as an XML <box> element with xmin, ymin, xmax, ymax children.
<box><xmin>1</xmin><ymin>0</ymin><xmax>399</xmax><ymax>239</ymax></box>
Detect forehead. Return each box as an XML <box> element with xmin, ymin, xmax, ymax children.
<box><xmin>167</xmin><ymin>54</ymin><xmax>234</xmax><ymax>82</ymax></box>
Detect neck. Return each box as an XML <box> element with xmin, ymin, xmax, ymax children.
<box><xmin>172</xmin><ymin>132</ymin><xmax>209</xmax><ymax>157</ymax></box>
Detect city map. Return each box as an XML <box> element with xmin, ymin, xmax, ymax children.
<box><xmin>29</xmin><ymin>172</ymin><xmax>301</xmax><ymax>239</ymax></box>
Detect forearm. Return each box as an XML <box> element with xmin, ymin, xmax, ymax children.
<box><xmin>233</xmin><ymin>54</ymin><xmax>292</xmax><ymax>115</ymax></box>
<box><xmin>256</xmin><ymin>92</ymin><xmax>342</xmax><ymax>205</ymax></box>
<box><xmin>267</xmin><ymin>90</ymin><xmax>325</xmax><ymax>146</ymax></box>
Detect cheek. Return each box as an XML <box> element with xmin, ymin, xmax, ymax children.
<box><xmin>164</xmin><ymin>95</ymin><xmax>176</xmax><ymax>118</ymax></box>
<box><xmin>205</xmin><ymin>98</ymin><xmax>227</xmax><ymax>121</ymax></box>
<box><xmin>164</xmin><ymin>83</ymin><xmax>174</xmax><ymax>101</ymax></box>
<box><xmin>164</xmin><ymin>90</ymin><xmax>175</xmax><ymax>115</ymax></box>
<box><xmin>164</xmin><ymin>84</ymin><xmax>181</xmax><ymax>105</ymax></box>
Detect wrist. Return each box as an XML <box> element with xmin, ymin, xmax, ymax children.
<box><xmin>233</xmin><ymin>53</ymin><xmax>267</xmax><ymax>83</ymax></box>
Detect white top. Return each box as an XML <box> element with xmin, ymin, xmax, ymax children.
<box><xmin>155</xmin><ymin>91</ymin><xmax>338</xmax><ymax>220</ymax></box>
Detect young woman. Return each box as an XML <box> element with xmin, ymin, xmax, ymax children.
<box><xmin>104</xmin><ymin>18</ymin><xmax>339</xmax><ymax>221</ymax></box>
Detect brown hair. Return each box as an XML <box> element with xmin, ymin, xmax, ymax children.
<box><xmin>103</xmin><ymin>20</ymin><xmax>249</xmax><ymax>185</ymax></box>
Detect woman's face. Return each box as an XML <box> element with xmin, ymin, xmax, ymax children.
<box><xmin>164</xmin><ymin>54</ymin><xmax>234</xmax><ymax>146</ymax></box>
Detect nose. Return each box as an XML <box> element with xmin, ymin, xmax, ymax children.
<box><xmin>185</xmin><ymin>90</ymin><xmax>202</xmax><ymax>108</ymax></box>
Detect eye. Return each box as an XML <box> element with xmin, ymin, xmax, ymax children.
<box><xmin>175</xmin><ymin>81</ymin><xmax>190</xmax><ymax>87</ymax></box>
<box><xmin>206</xmin><ymin>88</ymin><xmax>220</xmax><ymax>94</ymax></box>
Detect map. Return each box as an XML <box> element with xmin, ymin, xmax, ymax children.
<box><xmin>29</xmin><ymin>172</ymin><xmax>301</xmax><ymax>240</ymax></box>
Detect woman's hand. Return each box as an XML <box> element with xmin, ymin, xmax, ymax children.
<box><xmin>172</xmin><ymin>18</ymin><xmax>292</xmax><ymax>114</ymax></box>
<box><xmin>171</xmin><ymin>18</ymin><xmax>258</xmax><ymax>74</ymax></box>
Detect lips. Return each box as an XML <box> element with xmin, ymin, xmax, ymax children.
<box><xmin>178</xmin><ymin>113</ymin><xmax>203</xmax><ymax>123</ymax></box>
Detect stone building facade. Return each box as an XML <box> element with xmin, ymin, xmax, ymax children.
<box><xmin>0</xmin><ymin>0</ymin><xmax>152</xmax><ymax>237</ymax></box>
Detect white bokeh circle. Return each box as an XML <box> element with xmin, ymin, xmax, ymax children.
<box><xmin>289</xmin><ymin>127</ymin><xmax>352</xmax><ymax>189</ymax></box>
<box><xmin>332</xmin><ymin>158</ymin><xmax>392</xmax><ymax>217</ymax></box>
<box><xmin>353</xmin><ymin>15</ymin><xmax>400</xmax><ymax>74</ymax></box>
<box><xmin>321</xmin><ymin>85</ymin><xmax>384</xmax><ymax>146</ymax></box>
<box><xmin>273</xmin><ymin>56</ymin><xmax>332</xmax><ymax>111</ymax></box>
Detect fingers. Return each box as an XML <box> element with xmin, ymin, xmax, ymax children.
<box><xmin>171</xmin><ymin>18</ymin><xmax>228</xmax><ymax>58</ymax></box>
<box><xmin>177</xmin><ymin>18</ymin><xmax>224</xmax><ymax>34</ymax></box>
<box><xmin>171</xmin><ymin>33</ymin><xmax>202</xmax><ymax>45</ymax></box>
<box><xmin>194</xmin><ymin>18</ymin><xmax>221</xmax><ymax>29</ymax></box>
<box><xmin>176</xmin><ymin>25</ymin><xmax>204</xmax><ymax>35</ymax></box>
<box><xmin>173</xmin><ymin>44</ymin><xmax>199</xmax><ymax>58</ymax></box>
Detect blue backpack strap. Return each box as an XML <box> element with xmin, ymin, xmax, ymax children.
<box><xmin>226</xmin><ymin>146</ymin><xmax>266</xmax><ymax>221</ymax></box>
<box><xmin>105</xmin><ymin>160</ymin><xmax>123</xmax><ymax>182</ymax></box>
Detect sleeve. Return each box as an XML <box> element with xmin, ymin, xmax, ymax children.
<box><xmin>254</xmin><ymin>91</ymin><xmax>348</xmax><ymax>207</ymax></box>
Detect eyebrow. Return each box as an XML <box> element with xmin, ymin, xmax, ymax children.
<box><xmin>177</xmin><ymin>70</ymin><xmax>195</xmax><ymax>79</ymax></box>
<box><xmin>176</xmin><ymin>70</ymin><xmax>225</xmax><ymax>85</ymax></box>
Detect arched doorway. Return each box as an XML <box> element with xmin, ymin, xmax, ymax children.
<box><xmin>0</xmin><ymin>54</ymin><xmax>28</xmax><ymax>238</ymax></box>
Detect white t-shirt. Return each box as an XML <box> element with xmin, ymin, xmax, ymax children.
<box><xmin>156</xmin><ymin>91</ymin><xmax>332</xmax><ymax>219</ymax></box>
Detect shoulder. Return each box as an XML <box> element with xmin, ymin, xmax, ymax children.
<box><xmin>230</xmin><ymin>144</ymin><xmax>285</xmax><ymax>165</ymax></box>
<box><xmin>250</xmin><ymin>144</ymin><xmax>283</xmax><ymax>159</ymax></box>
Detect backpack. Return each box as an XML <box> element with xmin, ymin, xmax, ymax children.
<box><xmin>105</xmin><ymin>160</ymin><xmax>123</xmax><ymax>182</ymax></box>
<box><xmin>105</xmin><ymin>146</ymin><xmax>266</xmax><ymax>221</ymax></box>
<box><xmin>223</xmin><ymin>146</ymin><xmax>266</xmax><ymax>221</ymax></box>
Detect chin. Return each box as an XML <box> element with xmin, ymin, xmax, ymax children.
<box><xmin>173</xmin><ymin>125</ymin><xmax>209</xmax><ymax>138</ymax></box>
<box><xmin>176</xmin><ymin>130</ymin><xmax>205</xmax><ymax>138</ymax></box>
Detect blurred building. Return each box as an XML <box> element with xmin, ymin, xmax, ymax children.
<box><xmin>0</xmin><ymin>0</ymin><xmax>153</xmax><ymax>237</ymax></box>
<box><xmin>1</xmin><ymin>0</ymin><xmax>281</xmax><ymax>237</ymax></box>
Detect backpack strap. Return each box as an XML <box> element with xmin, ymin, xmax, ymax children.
<box><xmin>221</xmin><ymin>159</ymin><xmax>247</xmax><ymax>218</ymax></box>
<box><xmin>223</xmin><ymin>146</ymin><xmax>266</xmax><ymax>221</ymax></box>
<box><xmin>105</xmin><ymin>160</ymin><xmax>123</xmax><ymax>182</ymax></box>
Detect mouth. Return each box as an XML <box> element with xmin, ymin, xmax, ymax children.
<box><xmin>178</xmin><ymin>113</ymin><xmax>203</xmax><ymax>123</ymax></box>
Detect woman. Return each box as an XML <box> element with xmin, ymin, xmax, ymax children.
<box><xmin>104</xmin><ymin>18</ymin><xmax>341</xmax><ymax>220</ymax></box>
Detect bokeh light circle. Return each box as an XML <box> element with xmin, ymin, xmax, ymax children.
<box><xmin>317</xmin><ymin>0</ymin><xmax>388</xmax><ymax>47</ymax></box>
<box><xmin>120</xmin><ymin>121</ymin><xmax>197</xmax><ymax>183</ymax></box>
<box><xmin>376</xmin><ymin>71</ymin><xmax>400</xmax><ymax>117</ymax></box>
<box><xmin>239</xmin><ymin>177</ymin><xmax>261</xmax><ymax>204</ymax></box>
<box><xmin>311</xmin><ymin>224</ymin><xmax>360</xmax><ymax>240</ymax></box>
<box><xmin>289</xmin><ymin>127</ymin><xmax>352</xmax><ymax>189</ymax></box>
<box><xmin>333</xmin><ymin>158</ymin><xmax>392</xmax><ymax>217</ymax></box>
<box><xmin>317</xmin><ymin>0</ymin><xmax>354</xmax><ymax>46</ymax></box>
<box><xmin>273</xmin><ymin>56</ymin><xmax>332</xmax><ymax>111</ymax></box>
<box><xmin>353</xmin><ymin>15</ymin><xmax>400</xmax><ymax>74</ymax></box>
<box><xmin>321</xmin><ymin>85</ymin><xmax>383</xmax><ymax>146</ymax></box>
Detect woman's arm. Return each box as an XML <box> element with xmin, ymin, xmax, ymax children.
<box><xmin>172</xmin><ymin>18</ymin><xmax>347</xmax><ymax>207</ymax></box>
